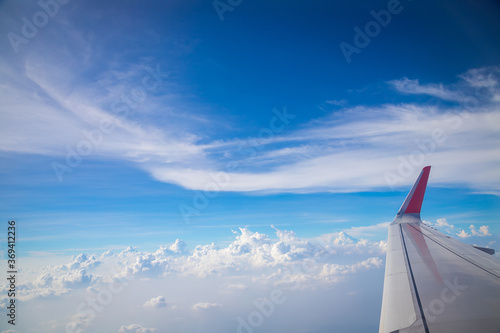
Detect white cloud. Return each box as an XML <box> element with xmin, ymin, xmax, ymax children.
<box><xmin>61</xmin><ymin>269</ymin><xmax>93</xmax><ymax>288</ymax></box>
<box><xmin>118</xmin><ymin>324</ymin><xmax>157</xmax><ymax>333</ymax></box>
<box><xmin>143</xmin><ymin>296</ymin><xmax>168</xmax><ymax>308</ymax></box>
<box><xmin>388</xmin><ymin>77</ymin><xmax>463</xmax><ymax>101</ymax></box>
<box><xmin>478</xmin><ymin>225</ymin><xmax>492</xmax><ymax>236</ymax></box>
<box><xmin>424</xmin><ymin>219</ymin><xmax>494</xmax><ymax>241</ymax></box>
<box><xmin>148</xmin><ymin>226</ymin><xmax>383</xmax><ymax>284</ymax></box>
<box><xmin>151</xmin><ymin>102</ymin><xmax>500</xmax><ymax>193</ymax></box>
<box><xmin>69</xmin><ymin>253</ymin><xmax>102</xmax><ymax>270</ymax></box>
<box><xmin>102</xmin><ymin>250</ymin><xmax>115</xmax><ymax>257</ymax></box>
<box><xmin>390</xmin><ymin>68</ymin><xmax>500</xmax><ymax>104</ymax></box>
<box><xmin>65</xmin><ymin>312</ymin><xmax>94</xmax><ymax>333</ymax></box>
<box><xmin>2</xmin><ymin>57</ymin><xmax>500</xmax><ymax>194</ymax></box>
<box><xmin>332</xmin><ymin>231</ymin><xmax>357</xmax><ymax>246</ymax></box>
<box><xmin>459</xmin><ymin>67</ymin><xmax>500</xmax><ymax>88</ymax></box>
<box><xmin>5</xmin><ymin>220</ymin><xmax>491</xmax><ymax>322</ymax></box>
<box><xmin>119</xmin><ymin>247</ymin><xmax>138</xmax><ymax>256</ymax></box>
<box><xmin>435</xmin><ymin>218</ymin><xmax>454</xmax><ymax>229</ymax></box>
<box><xmin>124</xmin><ymin>253</ymin><xmax>170</xmax><ymax>276</ymax></box>
<box><xmin>424</xmin><ymin>218</ymin><xmax>456</xmax><ymax>235</ymax></box>
<box><xmin>168</xmin><ymin>239</ymin><xmax>188</xmax><ymax>254</ymax></box>
<box><xmin>9</xmin><ymin>222</ymin><xmax>496</xmax><ymax>332</ymax></box>
<box><xmin>226</xmin><ymin>284</ymin><xmax>248</xmax><ymax>290</ymax></box>
<box><xmin>457</xmin><ymin>224</ymin><xmax>492</xmax><ymax>238</ymax></box>
<box><xmin>338</xmin><ymin>222</ymin><xmax>391</xmax><ymax>239</ymax></box>
<box><xmin>326</xmin><ymin>99</ymin><xmax>348</xmax><ymax>106</ymax></box>
<box><xmin>34</xmin><ymin>273</ymin><xmax>54</xmax><ymax>288</ymax></box>
<box><xmin>192</xmin><ymin>302</ymin><xmax>222</xmax><ymax>311</ymax></box>
<box><xmin>0</xmin><ymin>252</ymin><xmax>103</xmax><ymax>302</ymax></box>
<box><xmin>319</xmin><ymin>257</ymin><xmax>383</xmax><ymax>282</ymax></box>
<box><xmin>12</xmin><ymin>226</ymin><xmax>385</xmax><ymax>302</ymax></box>
<box><xmin>470</xmin><ymin>224</ymin><xmax>492</xmax><ymax>237</ymax></box>
<box><xmin>318</xmin><ymin>230</ymin><xmax>387</xmax><ymax>256</ymax></box>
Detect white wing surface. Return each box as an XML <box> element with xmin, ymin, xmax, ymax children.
<box><xmin>379</xmin><ymin>166</ymin><xmax>500</xmax><ymax>333</ymax></box>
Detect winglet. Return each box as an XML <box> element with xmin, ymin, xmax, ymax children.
<box><xmin>396</xmin><ymin>166</ymin><xmax>431</xmax><ymax>218</ymax></box>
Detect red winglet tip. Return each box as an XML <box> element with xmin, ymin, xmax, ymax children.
<box><xmin>404</xmin><ymin>166</ymin><xmax>431</xmax><ymax>214</ymax></box>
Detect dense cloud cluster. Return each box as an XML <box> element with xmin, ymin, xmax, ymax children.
<box><xmin>2</xmin><ymin>221</ymin><xmax>494</xmax><ymax>332</ymax></box>
<box><xmin>0</xmin><ymin>226</ymin><xmax>387</xmax><ymax>332</ymax></box>
<box><xmin>100</xmin><ymin>227</ymin><xmax>386</xmax><ymax>285</ymax></box>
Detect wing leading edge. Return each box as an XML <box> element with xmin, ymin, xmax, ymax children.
<box><xmin>379</xmin><ymin>166</ymin><xmax>500</xmax><ymax>333</ymax></box>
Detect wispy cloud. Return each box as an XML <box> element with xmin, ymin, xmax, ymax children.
<box><xmin>151</xmin><ymin>103</ymin><xmax>500</xmax><ymax>193</ymax></box>
<box><xmin>2</xmin><ymin>32</ymin><xmax>500</xmax><ymax>195</ymax></box>
<box><xmin>326</xmin><ymin>99</ymin><xmax>348</xmax><ymax>106</ymax></box>
<box><xmin>389</xmin><ymin>67</ymin><xmax>500</xmax><ymax>104</ymax></box>
<box><xmin>388</xmin><ymin>77</ymin><xmax>463</xmax><ymax>101</ymax></box>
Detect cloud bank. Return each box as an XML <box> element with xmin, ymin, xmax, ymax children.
<box><xmin>1</xmin><ymin>220</ymin><xmax>495</xmax><ymax>332</ymax></box>
<box><xmin>1</xmin><ymin>226</ymin><xmax>387</xmax><ymax>332</ymax></box>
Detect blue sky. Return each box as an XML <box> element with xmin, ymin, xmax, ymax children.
<box><xmin>1</xmin><ymin>0</ymin><xmax>500</xmax><ymax>332</ymax></box>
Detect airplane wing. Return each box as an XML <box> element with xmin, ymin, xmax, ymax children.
<box><xmin>379</xmin><ymin>166</ymin><xmax>500</xmax><ymax>333</ymax></box>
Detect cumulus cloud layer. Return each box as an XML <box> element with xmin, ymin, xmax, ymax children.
<box><xmin>1</xmin><ymin>220</ymin><xmax>495</xmax><ymax>332</ymax></box>
<box><xmin>1</xmin><ymin>226</ymin><xmax>387</xmax><ymax>332</ymax></box>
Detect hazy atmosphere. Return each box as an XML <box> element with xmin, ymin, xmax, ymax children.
<box><xmin>1</xmin><ymin>0</ymin><xmax>500</xmax><ymax>332</ymax></box>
